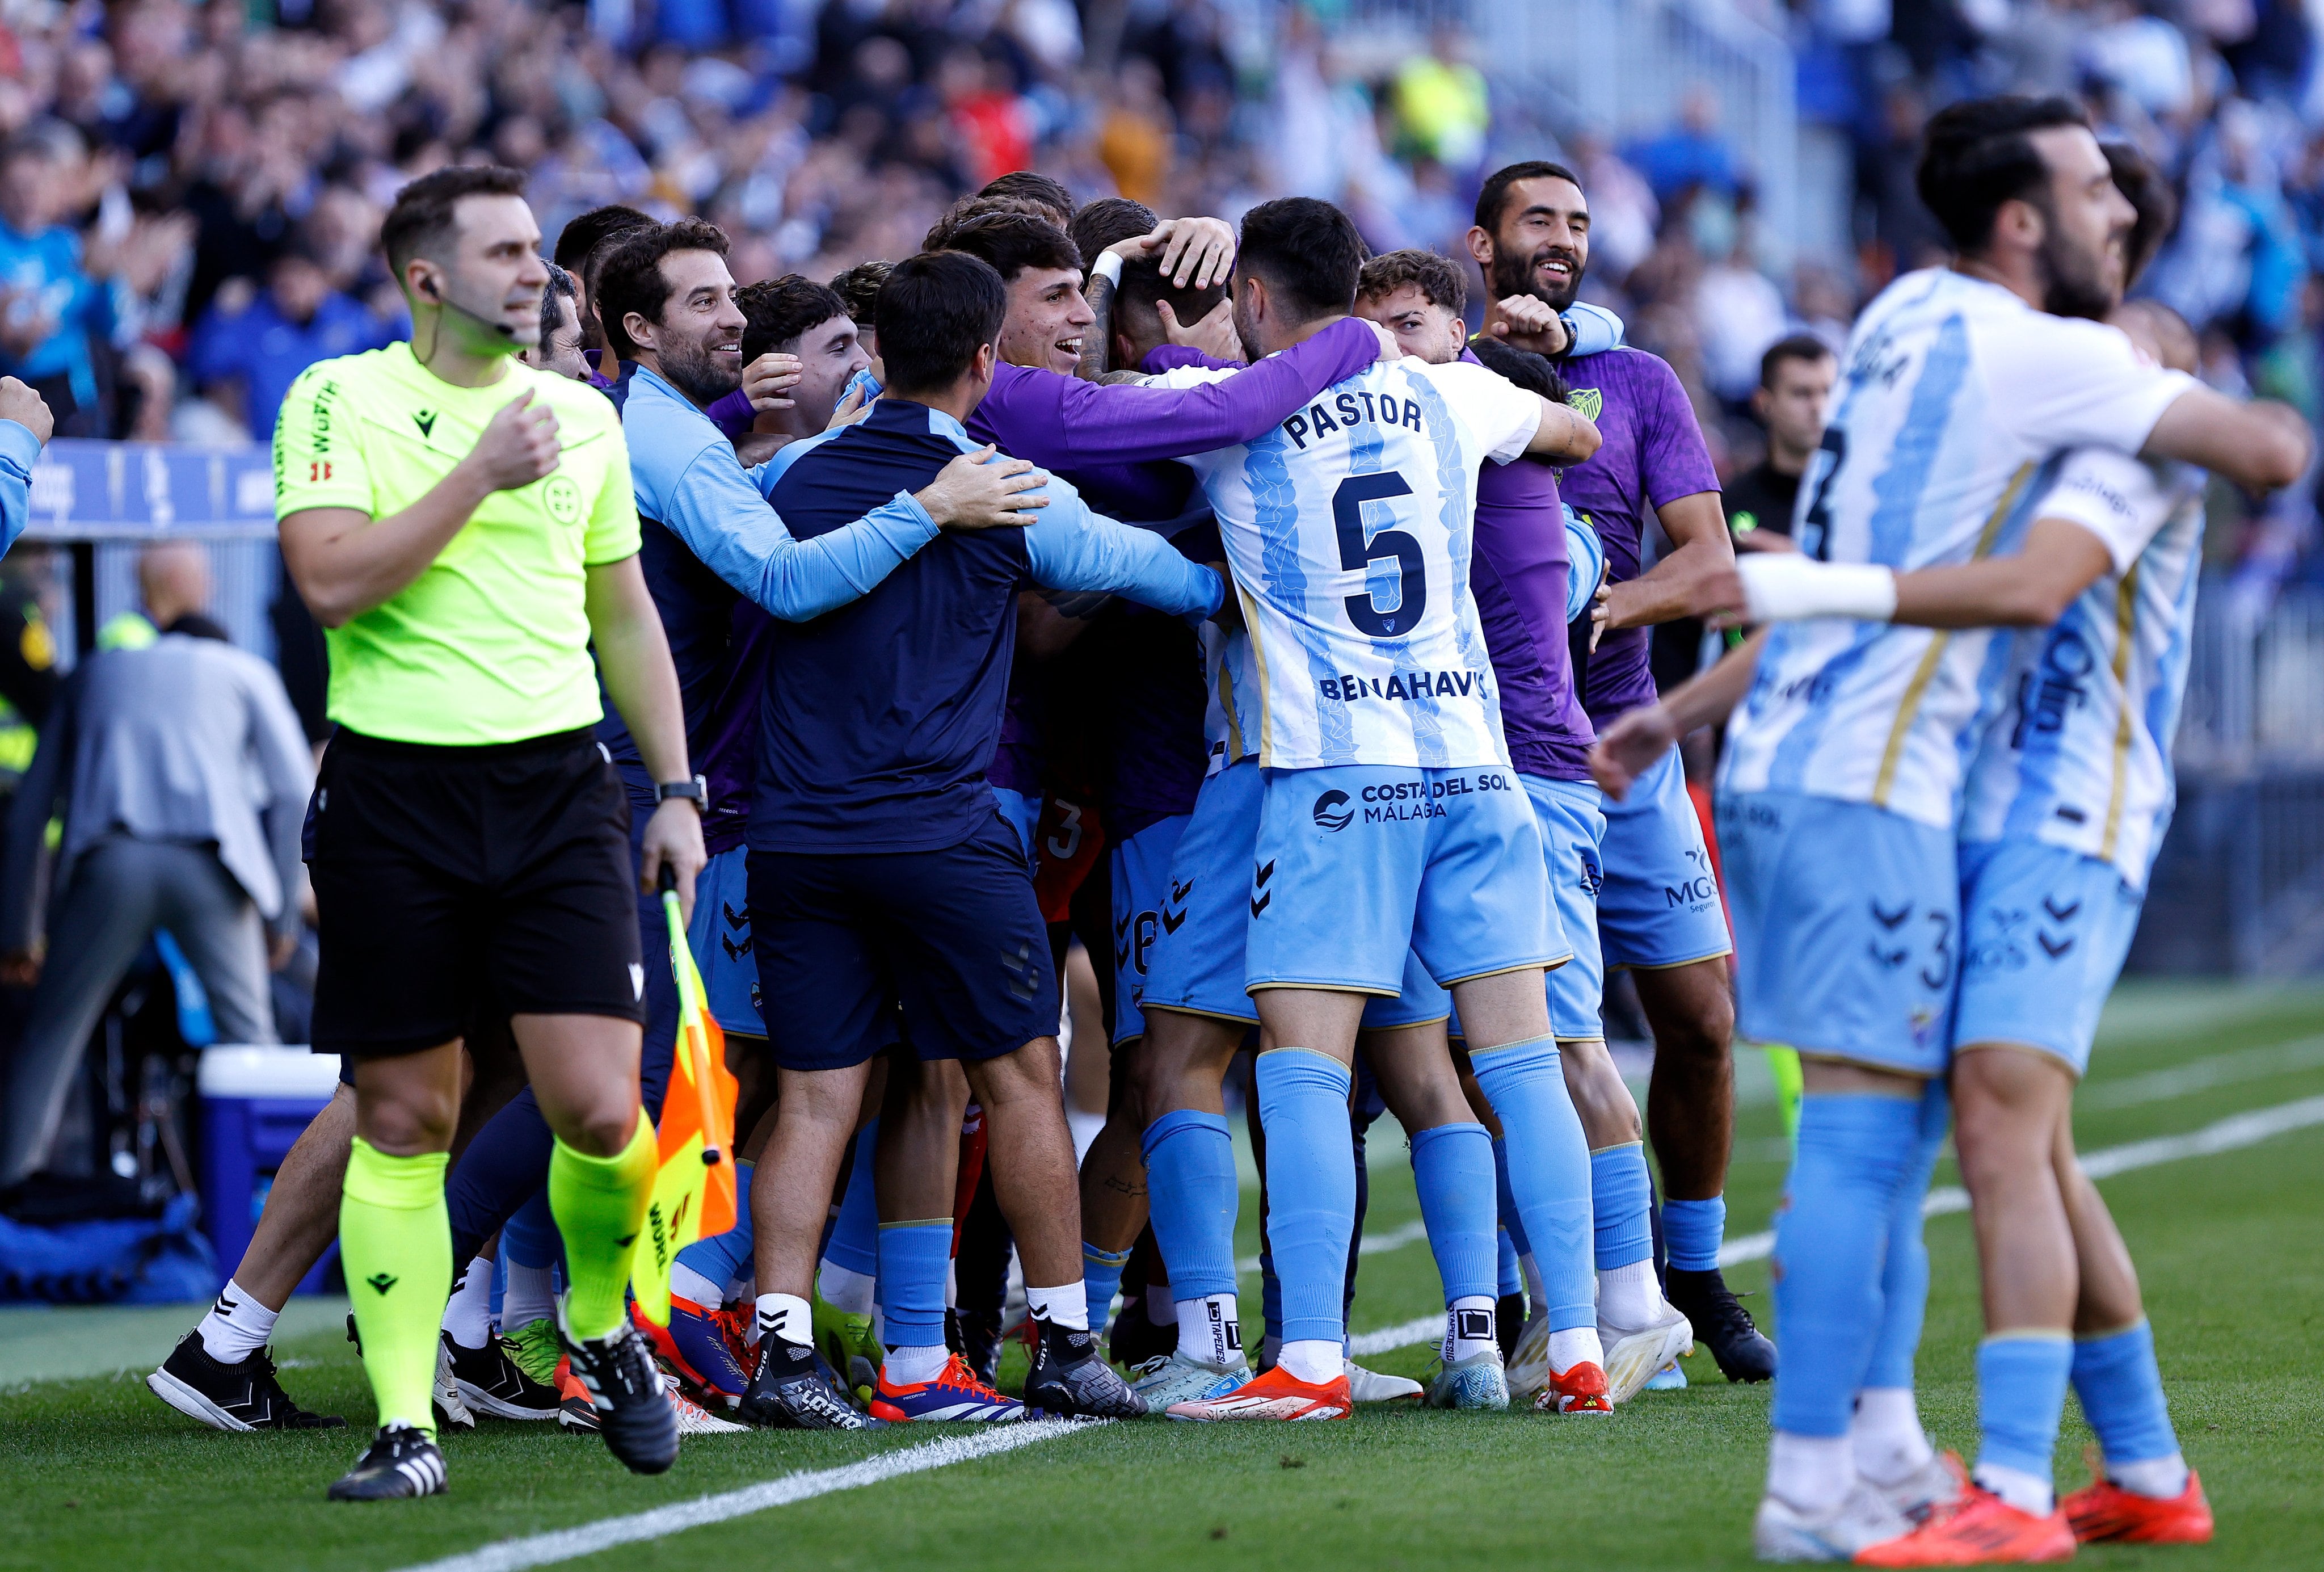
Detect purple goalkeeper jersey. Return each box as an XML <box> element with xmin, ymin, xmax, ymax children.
<box><xmin>1553</xmin><ymin>347</ymin><xmax>1720</xmax><ymax>727</ymax></box>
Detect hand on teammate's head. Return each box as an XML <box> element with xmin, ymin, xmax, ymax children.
<box><xmin>1157</xmin><ymin>298</ymin><xmax>1244</xmax><ymax>364</ymax></box>
<box><xmin>1144</xmin><ymin>217</ymin><xmax>1238</xmax><ymax>292</ymax></box>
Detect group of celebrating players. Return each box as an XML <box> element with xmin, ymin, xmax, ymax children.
<box><xmin>124</xmin><ymin>87</ymin><xmax>2299</xmax><ymax>1564</ymax></box>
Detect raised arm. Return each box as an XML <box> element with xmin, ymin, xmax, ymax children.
<box><xmin>1021</xmin><ymin>482</ymin><xmax>1224</xmax><ymax>624</ymax></box>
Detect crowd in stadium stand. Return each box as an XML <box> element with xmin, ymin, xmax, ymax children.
<box><xmin>0</xmin><ymin>0</ymin><xmax>2318</xmax><ymax>577</ymax></box>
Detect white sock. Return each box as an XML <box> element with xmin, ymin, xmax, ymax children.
<box><xmin>1445</xmin><ymin>1294</ymin><xmax>1498</xmax><ymax>1361</ymax></box>
<box><xmin>671</xmin><ymin>1262</ymin><xmax>724</xmax><ymax>1309</ymax></box>
<box><xmin>1519</xmin><ymin>1252</ymin><xmax>1546</xmax><ymax>1314</ymax></box>
<box><xmin>441</xmin><ymin>1255</ymin><xmax>496</xmax><ymax>1349</ymax></box>
<box><xmin>1025</xmin><ymin>1281</ymin><xmax>1089</xmax><ymax>1332</ymax></box>
<box><xmin>1547</xmin><ymin>1326</ymin><xmax>1603</xmax><ymax>1373</ymax></box>
<box><xmin>1146</xmin><ymin>1281</ymin><xmax>1177</xmax><ymax>1328</ymax></box>
<box><xmin>504</xmin><ymin>1261</ymin><xmax>557</xmax><ymax>1329</ymax></box>
<box><xmin>730</xmin><ymin>1269</ymin><xmax>756</xmax><ymax>1307</ymax></box>
<box><xmin>755</xmin><ymin>1291</ymin><xmax>812</xmax><ymax>1347</ymax></box>
<box><xmin>1177</xmin><ymin>1292</ymin><xmax>1241</xmax><ymax>1367</ymax></box>
<box><xmin>1597</xmin><ymin>1259</ymin><xmax>1660</xmax><ymax>1329</ymax></box>
<box><xmin>1768</xmin><ymin>1430</ymin><xmax>1854</xmax><ymax>1515</ymax></box>
<box><xmin>1974</xmin><ymin>1461</ymin><xmax>2055</xmax><ymax>1516</ymax></box>
<box><xmin>885</xmin><ymin>1343</ymin><xmax>949</xmax><ymax>1384</ymax></box>
<box><xmin>195</xmin><ymin>1278</ymin><xmax>279</xmax><ymax>1364</ymax></box>
<box><xmin>1278</xmin><ymin>1338</ymin><xmax>1342</xmax><ymax>1384</ymax></box>
<box><xmin>816</xmin><ymin>1260</ymin><xmax>875</xmax><ymax>1316</ymax></box>
<box><xmin>1850</xmin><ymin>1386</ymin><xmax>1933</xmax><ymax>1486</ymax></box>
<box><xmin>2110</xmin><ymin>1453</ymin><xmax>2190</xmax><ymax>1499</ymax></box>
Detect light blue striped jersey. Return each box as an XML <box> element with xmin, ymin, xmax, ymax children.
<box><xmin>1958</xmin><ymin>449</ymin><xmax>2205</xmax><ymax>886</ymax></box>
<box><xmin>1719</xmin><ymin>269</ymin><xmax>2197</xmax><ymax>829</ymax></box>
<box><xmin>1150</xmin><ymin>355</ymin><xmax>1542</xmax><ymax>770</ymax></box>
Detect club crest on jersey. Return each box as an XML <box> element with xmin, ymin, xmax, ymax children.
<box><xmin>542</xmin><ymin>474</ymin><xmax>584</xmax><ymax>526</ymax></box>
<box><xmin>1565</xmin><ymin>388</ymin><xmax>1603</xmax><ymax>422</ymax></box>
<box><xmin>1282</xmin><ymin>389</ymin><xmax>1425</xmax><ymax>449</ymax></box>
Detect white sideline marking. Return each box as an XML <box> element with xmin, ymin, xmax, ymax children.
<box><xmin>1348</xmin><ymin>1315</ymin><xmax>1445</xmax><ymax>1359</ymax></box>
<box><xmin>2078</xmin><ymin>1033</ymin><xmax>2324</xmax><ymax>1110</ymax></box>
<box><xmin>393</xmin><ymin>1421</ymin><xmax>1083</xmax><ymax>1572</ymax></box>
<box><xmin>1716</xmin><ymin>1092</ymin><xmax>2324</xmax><ymax>1268</ymax></box>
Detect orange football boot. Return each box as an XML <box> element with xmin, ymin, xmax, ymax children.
<box><xmin>2062</xmin><ymin>1464</ymin><xmax>2212</xmax><ymax>1545</ymax></box>
<box><xmin>1534</xmin><ymin>1360</ymin><xmax>1614</xmax><ymax>1415</ymax></box>
<box><xmin>1165</xmin><ymin>1363</ymin><xmax>1351</xmax><ymax>1421</ymax></box>
<box><xmin>1855</xmin><ymin>1485</ymin><xmax>2077</xmax><ymax>1565</ymax></box>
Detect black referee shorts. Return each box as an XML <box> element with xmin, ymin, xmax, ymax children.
<box><xmin>309</xmin><ymin>726</ymin><xmax>645</xmax><ymax>1060</ymax></box>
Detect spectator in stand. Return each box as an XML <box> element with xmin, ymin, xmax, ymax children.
<box><xmin>187</xmin><ymin>234</ymin><xmax>395</xmax><ymax>442</ymax></box>
<box><xmin>0</xmin><ymin>131</ymin><xmax>113</xmax><ymax>438</ymax></box>
<box><xmin>0</xmin><ymin>542</ymin><xmax>311</xmax><ymax>1186</ymax></box>
<box><xmin>1622</xmin><ymin>85</ymin><xmax>1743</xmax><ymax>205</ymax></box>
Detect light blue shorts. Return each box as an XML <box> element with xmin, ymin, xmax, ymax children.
<box><xmin>1954</xmin><ymin>839</ymin><xmax>2144</xmax><ymax>1077</ymax></box>
<box><xmin>1717</xmin><ymin>790</ymin><xmax>1956</xmax><ymax>1077</ymax></box>
<box><xmin>1247</xmin><ymin>764</ymin><xmax>1561</xmax><ymax>997</ymax></box>
<box><xmin>684</xmin><ymin>843</ymin><xmax>764</xmax><ymax>1037</ymax></box>
<box><xmin>1446</xmin><ymin>773</ymin><xmax>1603</xmax><ymax>1043</ymax></box>
<box><xmin>1142</xmin><ymin>763</ymin><xmax>1449</xmax><ymax>1029</ymax></box>
<box><xmin>1597</xmin><ymin>745</ymin><xmax>1732</xmax><ymax>970</ymax></box>
<box><xmin>1109</xmin><ymin>814</ymin><xmax>1190</xmax><ymax>1044</ymax></box>
<box><xmin>990</xmin><ymin>785</ymin><xmax>1041</xmax><ymax>867</ymax></box>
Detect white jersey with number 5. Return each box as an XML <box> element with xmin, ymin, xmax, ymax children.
<box><xmin>1150</xmin><ymin>355</ymin><xmax>1542</xmax><ymax>770</ymax></box>
<box><xmin>1719</xmin><ymin>269</ymin><xmax>2197</xmax><ymax>830</ymax></box>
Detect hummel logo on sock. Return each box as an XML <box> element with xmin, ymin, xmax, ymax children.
<box><xmin>366</xmin><ymin>1273</ymin><xmax>398</xmax><ymax>1294</ymax></box>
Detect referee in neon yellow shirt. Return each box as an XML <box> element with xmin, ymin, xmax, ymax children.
<box><xmin>275</xmin><ymin>166</ymin><xmax>706</xmax><ymax>1499</ymax></box>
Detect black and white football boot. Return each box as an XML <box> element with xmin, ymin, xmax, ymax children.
<box><xmin>1023</xmin><ymin>1317</ymin><xmax>1144</xmax><ymax>1419</ymax></box>
<box><xmin>326</xmin><ymin>1423</ymin><xmax>447</xmax><ymax>1501</ymax></box>
<box><xmin>558</xmin><ymin>1306</ymin><xmax>680</xmax><ymax>1474</ymax></box>
<box><xmin>444</xmin><ymin>1330</ymin><xmax>561</xmax><ymax>1420</ymax></box>
<box><xmin>146</xmin><ymin>1331</ymin><xmax>346</xmax><ymax>1432</ymax></box>
<box><xmin>736</xmin><ymin>1338</ymin><xmax>888</xmax><ymax>1430</ymax></box>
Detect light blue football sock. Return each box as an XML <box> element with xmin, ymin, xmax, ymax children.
<box><xmin>1496</xmin><ymin>1226</ymin><xmax>1522</xmax><ymax>1298</ymax></box>
<box><xmin>2072</xmin><ymin>1320</ymin><xmax>2182</xmax><ymax>1466</ymax></box>
<box><xmin>1408</xmin><ymin>1121</ymin><xmax>1497</xmax><ymax>1306</ymax></box>
<box><xmin>1252</xmin><ymin>1049</ymin><xmax>1355</xmax><ymax>1346</ymax></box>
<box><xmin>1863</xmin><ymin>1082</ymin><xmax>1948</xmax><ymax>1389</ymax></box>
<box><xmin>874</xmin><ymin>1219</ymin><xmax>951</xmax><ymax>1349</ymax></box>
<box><xmin>1662</xmin><ymin>1196</ymin><xmax>1727</xmax><ymax>1273</ymax></box>
<box><xmin>1081</xmin><ymin>1241</ymin><xmax>1132</xmax><ymax>1331</ymax></box>
<box><xmin>1492</xmin><ymin>1136</ymin><xmax>1533</xmax><ymax>1256</ymax></box>
<box><xmin>1977</xmin><ymin>1333</ymin><xmax>2075</xmax><ymax>1487</ymax></box>
<box><xmin>1589</xmin><ymin>1141</ymin><xmax>1655</xmax><ymax>1271</ymax></box>
<box><xmin>823</xmin><ymin>1121</ymin><xmax>879</xmax><ymax>1279</ymax></box>
<box><xmin>1770</xmin><ymin>1092</ymin><xmax>1923</xmax><ymax>1438</ymax></box>
<box><xmin>1141</xmin><ymin>1109</ymin><xmax>1240</xmax><ymax>1299</ymax></box>
<box><xmin>1471</xmin><ymin>1036</ymin><xmax>1593</xmax><ymax>1333</ymax></box>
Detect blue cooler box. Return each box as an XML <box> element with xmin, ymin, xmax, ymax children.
<box><xmin>196</xmin><ymin>1045</ymin><xmax>341</xmax><ymax>1296</ymax></box>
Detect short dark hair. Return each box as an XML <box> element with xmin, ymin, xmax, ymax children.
<box><xmin>926</xmin><ymin>194</ymin><xmax>1058</xmax><ymax>251</ymax></box>
<box><xmin>978</xmin><ymin>170</ymin><xmax>1075</xmax><ymax>226</ymax></box>
<box><xmin>1070</xmin><ymin>196</ymin><xmax>1158</xmax><ymax>265</ymax></box>
<box><xmin>1467</xmin><ymin>334</ymin><xmax>1568</xmax><ymax>406</ymax></box>
<box><xmin>593</xmin><ymin>216</ymin><xmax>730</xmax><ymax>361</ymax></box>
<box><xmin>1915</xmin><ymin>95</ymin><xmax>2089</xmax><ymax>254</ymax></box>
<box><xmin>2105</xmin><ymin>141</ymin><xmax>2175</xmax><ymax>288</ymax></box>
<box><xmin>1475</xmin><ymin>160</ymin><xmax>1584</xmax><ymax>234</ymax></box>
<box><xmin>925</xmin><ymin>210</ymin><xmax>1081</xmax><ymax>282</ymax></box>
<box><xmin>736</xmin><ymin>275</ymin><xmax>851</xmax><ymax>364</ymax></box>
<box><xmin>828</xmin><ymin>260</ymin><xmax>892</xmax><ymax>328</ymax></box>
<box><xmin>381</xmin><ymin>164</ymin><xmax>528</xmax><ymax>279</ymax></box>
<box><xmin>1358</xmin><ymin>249</ymin><xmax>1467</xmax><ymax>316</ymax></box>
<box><xmin>878</xmin><ymin>251</ymin><xmax>1008</xmax><ymax>397</ymax></box>
<box><xmin>1115</xmin><ymin>257</ymin><xmax>1227</xmax><ymax>345</ymax></box>
<box><xmin>1236</xmin><ymin>197</ymin><xmax>1365</xmax><ymax>322</ymax></box>
<box><xmin>553</xmin><ymin>204</ymin><xmax>652</xmax><ymax>272</ymax></box>
<box><xmin>538</xmin><ymin>260</ymin><xmax>576</xmax><ymax>346</ymax></box>
<box><xmin>1759</xmin><ymin>332</ymin><xmax>1834</xmax><ymax>390</ymax></box>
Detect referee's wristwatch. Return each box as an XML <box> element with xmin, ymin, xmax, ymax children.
<box><xmin>656</xmin><ymin>775</ymin><xmax>708</xmax><ymax>812</ymax></box>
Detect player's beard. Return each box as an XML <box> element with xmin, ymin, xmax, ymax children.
<box><xmin>658</xmin><ymin>331</ymin><xmax>742</xmax><ymax>406</ymax></box>
<box><xmin>1489</xmin><ymin>238</ymin><xmax>1583</xmax><ymax>314</ymax></box>
<box><xmin>2035</xmin><ymin>217</ymin><xmax>2121</xmax><ymax>323</ymax></box>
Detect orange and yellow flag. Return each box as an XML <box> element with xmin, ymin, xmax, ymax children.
<box><xmin>629</xmin><ymin>882</ymin><xmax>741</xmax><ymax>1326</ymax></box>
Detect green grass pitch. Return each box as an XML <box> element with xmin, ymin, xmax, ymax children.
<box><xmin>5</xmin><ymin>979</ymin><xmax>2322</xmax><ymax>1570</ymax></box>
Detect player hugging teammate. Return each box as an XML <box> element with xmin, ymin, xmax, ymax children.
<box><xmin>129</xmin><ymin>111</ymin><xmax>2294</xmax><ymax>1563</ymax></box>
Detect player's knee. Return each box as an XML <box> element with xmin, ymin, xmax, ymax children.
<box><xmin>356</xmin><ymin>1094</ymin><xmax>457</xmax><ymax>1156</ymax></box>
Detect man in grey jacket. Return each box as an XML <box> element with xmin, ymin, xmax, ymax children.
<box><xmin>0</xmin><ymin>572</ymin><xmax>311</xmax><ymax>1183</ymax></box>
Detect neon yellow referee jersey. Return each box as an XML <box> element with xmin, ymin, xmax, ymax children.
<box><xmin>273</xmin><ymin>343</ymin><xmax>640</xmax><ymax>746</ymax></box>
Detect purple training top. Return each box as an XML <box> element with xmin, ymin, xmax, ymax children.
<box><xmin>1553</xmin><ymin>347</ymin><xmax>1719</xmax><ymax>728</ymax></box>
<box><xmin>1467</xmin><ymin>410</ymin><xmax>1594</xmax><ymax>780</ymax></box>
<box><xmin>966</xmin><ymin>319</ymin><xmax>1382</xmax><ymax>828</ymax></box>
